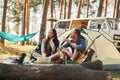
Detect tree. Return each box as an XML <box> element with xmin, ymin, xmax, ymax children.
<box><xmin>63</xmin><ymin>0</ymin><xmax>66</xmax><ymax>19</ymax></box>
<box><xmin>26</xmin><ymin>0</ymin><xmax>30</xmax><ymax>45</ymax></box>
<box><xmin>96</xmin><ymin>0</ymin><xmax>104</xmax><ymax>17</ymax></box>
<box><xmin>76</xmin><ymin>0</ymin><xmax>83</xmax><ymax>18</ymax></box>
<box><xmin>22</xmin><ymin>0</ymin><xmax>30</xmax><ymax>45</ymax></box>
<box><xmin>67</xmin><ymin>0</ymin><xmax>72</xmax><ymax>19</ymax></box>
<box><xmin>39</xmin><ymin>0</ymin><xmax>49</xmax><ymax>43</ymax></box>
<box><xmin>59</xmin><ymin>0</ymin><xmax>63</xmax><ymax>19</ymax></box>
<box><xmin>104</xmin><ymin>0</ymin><xmax>108</xmax><ymax>17</ymax></box>
<box><xmin>8</xmin><ymin>0</ymin><xmax>24</xmax><ymax>35</ymax></box>
<box><xmin>115</xmin><ymin>0</ymin><xmax>120</xmax><ymax>18</ymax></box>
<box><xmin>50</xmin><ymin>0</ymin><xmax>54</xmax><ymax>28</ymax></box>
<box><xmin>8</xmin><ymin>0</ymin><xmax>41</xmax><ymax>40</ymax></box>
<box><xmin>113</xmin><ymin>0</ymin><xmax>117</xmax><ymax>18</ymax></box>
<box><xmin>1</xmin><ymin>0</ymin><xmax>8</xmax><ymax>44</ymax></box>
<box><xmin>86</xmin><ymin>0</ymin><xmax>90</xmax><ymax>17</ymax></box>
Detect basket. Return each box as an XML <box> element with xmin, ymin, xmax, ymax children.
<box><xmin>37</xmin><ymin>57</ymin><xmax>51</xmax><ymax>64</ymax></box>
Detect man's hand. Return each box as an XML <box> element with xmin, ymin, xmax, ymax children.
<box><xmin>64</xmin><ymin>39</ymin><xmax>71</xmax><ymax>44</ymax></box>
<box><xmin>33</xmin><ymin>52</ymin><xmax>41</xmax><ymax>59</ymax></box>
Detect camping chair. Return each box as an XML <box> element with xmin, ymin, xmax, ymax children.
<box><xmin>76</xmin><ymin>35</ymin><xmax>101</xmax><ymax>63</ymax></box>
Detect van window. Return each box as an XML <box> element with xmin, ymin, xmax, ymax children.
<box><xmin>55</xmin><ymin>21</ymin><xmax>70</xmax><ymax>29</ymax></box>
<box><xmin>101</xmin><ymin>23</ymin><xmax>107</xmax><ymax>29</ymax></box>
<box><xmin>90</xmin><ymin>20</ymin><xmax>104</xmax><ymax>29</ymax></box>
<box><xmin>108</xmin><ymin>19</ymin><xmax>120</xmax><ymax>30</ymax></box>
<box><xmin>71</xmin><ymin>20</ymin><xmax>88</xmax><ymax>29</ymax></box>
<box><xmin>54</xmin><ymin>21</ymin><xmax>71</xmax><ymax>37</ymax></box>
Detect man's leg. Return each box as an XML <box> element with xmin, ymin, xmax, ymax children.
<box><xmin>55</xmin><ymin>48</ymin><xmax>71</xmax><ymax>64</ymax></box>
<box><xmin>61</xmin><ymin>48</ymin><xmax>72</xmax><ymax>59</ymax></box>
<box><xmin>71</xmin><ymin>49</ymin><xmax>81</xmax><ymax>61</ymax></box>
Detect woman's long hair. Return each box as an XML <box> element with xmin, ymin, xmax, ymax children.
<box><xmin>44</xmin><ymin>29</ymin><xmax>59</xmax><ymax>56</ymax></box>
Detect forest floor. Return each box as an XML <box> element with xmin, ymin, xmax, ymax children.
<box><xmin>0</xmin><ymin>42</ymin><xmax>36</xmax><ymax>59</ymax></box>
<box><xmin>0</xmin><ymin>42</ymin><xmax>120</xmax><ymax>80</ymax></box>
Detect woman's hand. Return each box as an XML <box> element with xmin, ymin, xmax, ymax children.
<box><xmin>67</xmin><ymin>52</ymin><xmax>73</xmax><ymax>57</ymax></box>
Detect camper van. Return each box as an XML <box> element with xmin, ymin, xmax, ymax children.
<box><xmin>54</xmin><ymin>17</ymin><xmax>120</xmax><ymax>65</ymax></box>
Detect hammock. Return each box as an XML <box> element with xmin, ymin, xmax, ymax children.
<box><xmin>0</xmin><ymin>31</ymin><xmax>38</xmax><ymax>42</ymax></box>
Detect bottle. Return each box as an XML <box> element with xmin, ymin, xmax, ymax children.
<box><xmin>65</xmin><ymin>56</ymin><xmax>67</xmax><ymax>64</ymax></box>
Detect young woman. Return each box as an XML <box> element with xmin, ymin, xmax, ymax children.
<box><xmin>32</xmin><ymin>28</ymin><xmax>60</xmax><ymax>61</ymax></box>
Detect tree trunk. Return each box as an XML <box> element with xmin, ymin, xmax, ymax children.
<box><xmin>96</xmin><ymin>0</ymin><xmax>104</xmax><ymax>17</ymax></box>
<box><xmin>113</xmin><ymin>0</ymin><xmax>117</xmax><ymax>18</ymax></box>
<box><xmin>50</xmin><ymin>0</ymin><xmax>54</xmax><ymax>28</ymax></box>
<box><xmin>67</xmin><ymin>0</ymin><xmax>72</xmax><ymax>19</ymax></box>
<box><xmin>1</xmin><ymin>0</ymin><xmax>8</xmax><ymax>45</ymax></box>
<box><xmin>104</xmin><ymin>0</ymin><xmax>108</xmax><ymax>17</ymax></box>
<box><xmin>53</xmin><ymin>1</ymin><xmax>56</xmax><ymax>18</ymax></box>
<box><xmin>39</xmin><ymin>0</ymin><xmax>49</xmax><ymax>43</ymax></box>
<box><xmin>115</xmin><ymin>0</ymin><xmax>120</xmax><ymax>18</ymax></box>
<box><xmin>86</xmin><ymin>0</ymin><xmax>90</xmax><ymax>18</ymax></box>
<box><xmin>76</xmin><ymin>0</ymin><xmax>83</xmax><ymax>18</ymax></box>
<box><xmin>64</xmin><ymin>0</ymin><xmax>66</xmax><ymax>19</ymax></box>
<box><xmin>22</xmin><ymin>0</ymin><xmax>27</xmax><ymax>46</ymax></box>
<box><xmin>118</xmin><ymin>9</ymin><xmax>120</xmax><ymax>18</ymax></box>
<box><xmin>26</xmin><ymin>0</ymin><xmax>30</xmax><ymax>45</ymax></box>
<box><xmin>42</xmin><ymin>0</ymin><xmax>44</xmax><ymax>11</ymax></box>
<box><xmin>0</xmin><ymin>60</ymin><xmax>108</xmax><ymax>80</ymax></box>
<box><xmin>22</xmin><ymin>0</ymin><xmax>30</xmax><ymax>45</ymax></box>
<box><xmin>59</xmin><ymin>0</ymin><xmax>63</xmax><ymax>19</ymax></box>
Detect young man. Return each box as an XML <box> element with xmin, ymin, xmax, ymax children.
<box><xmin>57</xmin><ymin>28</ymin><xmax>86</xmax><ymax>64</ymax></box>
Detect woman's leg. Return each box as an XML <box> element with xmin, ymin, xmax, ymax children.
<box><xmin>50</xmin><ymin>52</ymin><xmax>60</xmax><ymax>61</ymax></box>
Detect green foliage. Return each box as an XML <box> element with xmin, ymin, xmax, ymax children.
<box><xmin>8</xmin><ymin>0</ymin><xmax>42</xmax><ymax>23</ymax></box>
<box><xmin>29</xmin><ymin>40</ymin><xmax>38</xmax><ymax>46</ymax></box>
<box><xmin>107</xmin><ymin>70</ymin><xmax>120</xmax><ymax>79</ymax></box>
<box><xmin>30</xmin><ymin>1</ymin><xmax>41</xmax><ymax>12</ymax></box>
<box><xmin>91</xmin><ymin>0</ymin><xmax>97</xmax><ymax>3</ymax></box>
<box><xmin>0</xmin><ymin>48</ymin><xmax>8</xmax><ymax>54</ymax></box>
<box><xmin>67</xmin><ymin>59</ymin><xmax>77</xmax><ymax>64</ymax></box>
<box><xmin>7</xmin><ymin>0</ymin><xmax>23</xmax><ymax>26</ymax></box>
<box><xmin>30</xmin><ymin>0</ymin><xmax>42</xmax><ymax>6</ymax></box>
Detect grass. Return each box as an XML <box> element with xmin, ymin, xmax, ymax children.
<box><xmin>0</xmin><ymin>48</ymin><xmax>8</xmax><ymax>54</ymax></box>
<box><xmin>106</xmin><ymin>70</ymin><xmax>120</xmax><ymax>80</ymax></box>
<box><xmin>0</xmin><ymin>42</ymin><xmax>36</xmax><ymax>59</ymax></box>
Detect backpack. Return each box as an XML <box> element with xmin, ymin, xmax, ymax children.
<box><xmin>30</xmin><ymin>43</ymin><xmax>41</xmax><ymax>61</ymax></box>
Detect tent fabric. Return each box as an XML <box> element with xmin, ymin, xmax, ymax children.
<box><xmin>0</xmin><ymin>31</ymin><xmax>38</xmax><ymax>42</ymax></box>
